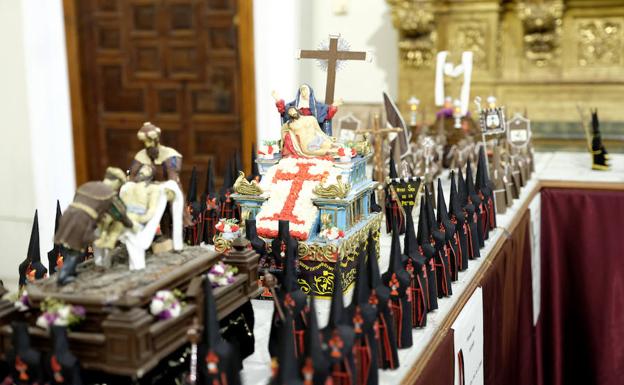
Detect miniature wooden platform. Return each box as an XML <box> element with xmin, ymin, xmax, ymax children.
<box><xmin>0</xmin><ymin>245</ymin><xmax>261</xmax><ymax>378</ymax></box>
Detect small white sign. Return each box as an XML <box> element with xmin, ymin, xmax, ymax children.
<box><xmin>452</xmin><ymin>287</ymin><xmax>484</xmax><ymax>385</ymax></box>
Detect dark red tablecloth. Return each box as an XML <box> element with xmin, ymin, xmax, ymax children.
<box><xmin>538</xmin><ymin>188</ymin><xmax>624</xmax><ymax>385</ymax></box>
<box><xmin>482</xmin><ymin>210</ymin><xmax>537</xmax><ymax>385</ymax></box>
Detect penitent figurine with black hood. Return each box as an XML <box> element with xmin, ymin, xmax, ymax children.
<box><xmin>18</xmin><ymin>211</ymin><xmax>47</xmax><ymax>290</ymax></box>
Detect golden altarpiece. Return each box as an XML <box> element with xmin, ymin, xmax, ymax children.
<box><xmin>386</xmin><ymin>0</ymin><xmax>624</xmax><ymax>141</ymax></box>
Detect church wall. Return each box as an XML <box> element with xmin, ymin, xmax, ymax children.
<box><xmin>0</xmin><ymin>0</ymin><xmax>75</xmax><ymax>289</ymax></box>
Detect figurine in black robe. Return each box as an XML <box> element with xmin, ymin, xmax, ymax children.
<box><xmin>403</xmin><ymin>208</ymin><xmax>428</xmax><ymax>329</ymax></box>
<box><xmin>449</xmin><ymin>171</ymin><xmax>469</xmax><ymax>272</ymax></box>
<box><xmin>202</xmin><ymin>160</ymin><xmax>219</xmax><ymax>245</ymax></box>
<box><xmin>198</xmin><ymin>276</ymin><xmax>241</xmax><ymax>385</ymax></box>
<box><xmin>245</xmin><ymin>219</ymin><xmax>266</xmax><ymax>261</ymax></box>
<box><xmin>382</xmin><ymin>220</ymin><xmax>413</xmax><ymax>349</ymax></box>
<box><xmin>219</xmin><ymin>157</ymin><xmax>241</xmax><ymax>220</ymax></box>
<box><xmin>301</xmin><ymin>296</ymin><xmax>330</xmax><ymax>385</ymax></box>
<box><xmin>268</xmin><ymin>221</ymin><xmax>307</xmax><ymax>358</ymax></box>
<box><xmin>417</xmin><ymin>197</ymin><xmax>438</xmax><ymax>312</ymax></box>
<box><xmin>322</xmin><ymin>264</ymin><xmax>355</xmax><ymax>385</ymax></box>
<box><xmin>476</xmin><ymin>146</ymin><xmax>496</xmax><ymax>237</ymax></box>
<box><xmin>348</xmin><ymin>247</ymin><xmax>379</xmax><ymax>385</ymax></box>
<box><xmin>426</xmin><ymin>186</ymin><xmax>452</xmax><ymax>298</ymax></box>
<box><xmin>437</xmin><ymin>179</ymin><xmax>460</xmax><ymax>282</ymax></box>
<box><xmin>384</xmin><ymin>158</ymin><xmax>406</xmax><ymax>234</ymax></box>
<box><xmin>18</xmin><ymin>211</ymin><xmax>47</xmax><ymax>290</ymax></box>
<box><xmin>465</xmin><ymin>160</ymin><xmax>485</xmax><ymax>248</ymax></box>
<box><xmin>184</xmin><ymin>167</ymin><xmax>203</xmax><ymax>246</ymax></box>
<box><xmin>45</xmin><ymin>326</ymin><xmax>82</xmax><ymax>385</ymax></box>
<box><xmin>269</xmin><ymin>313</ymin><xmax>304</xmax><ymax>385</ymax></box>
<box><xmin>6</xmin><ymin>322</ymin><xmax>43</xmax><ymax>385</ymax></box>
<box><xmin>47</xmin><ymin>201</ymin><xmax>63</xmax><ymax>275</ymax></box>
<box><xmin>458</xmin><ymin>168</ymin><xmax>481</xmax><ymax>259</ymax></box>
<box><xmin>365</xmin><ymin>230</ymin><xmax>399</xmax><ymax>369</ymax></box>
<box><xmin>590</xmin><ymin>109</ymin><xmax>610</xmax><ymax>170</ymax></box>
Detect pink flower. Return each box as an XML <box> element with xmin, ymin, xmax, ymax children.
<box><xmin>338</xmin><ymin>147</ymin><xmax>346</xmax><ymax>157</ymax></box>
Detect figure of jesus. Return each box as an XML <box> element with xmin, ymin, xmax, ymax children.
<box><xmin>272</xmin><ymin>84</ymin><xmax>342</xmax><ymax>136</ymax></box>
<box><xmin>281</xmin><ymin>107</ymin><xmax>341</xmax><ymax>158</ymax></box>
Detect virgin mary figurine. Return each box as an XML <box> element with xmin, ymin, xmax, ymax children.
<box><xmin>273</xmin><ymin>84</ymin><xmax>340</xmax><ymax>136</ymax></box>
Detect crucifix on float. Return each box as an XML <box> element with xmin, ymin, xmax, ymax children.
<box><xmin>298</xmin><ymin>34</ymin><xmax>367</xmax><ymax>105</ymax></box>
<box><xmin>356</xmin><ymin>114</ymin><xmax>401</xmax><ymax>184</ymax></box>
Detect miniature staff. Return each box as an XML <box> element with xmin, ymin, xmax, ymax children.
<box><xmin>356</xmin><ymin>114</ymin><xmax>401</xmax><ymax>184</ymax></box>
<box><xmin>298</xmin><ymin>34</ymin><xmax>367</xmax><ymax>105</ymax></box>
<box><xmin>263</xmin><ymin>272</ymin><xmax>285</xmax><ymax>321</ymax></box>
<box><xmin>187</xmin><ymin>318</ymin><xmax>201</xmax><ymax>385</ymax></box>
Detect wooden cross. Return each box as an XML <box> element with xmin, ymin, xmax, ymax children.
<box><xmin>356</xmin><ymin>114</ymin><xmax>401</xmax><ymax>184</ymax></box>
<box><xmin>298</xmin><ymin>34</ymin><xmax>367</xmax><ymax>105</ymax></box>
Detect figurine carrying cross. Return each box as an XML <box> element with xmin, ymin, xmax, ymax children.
<box><xmin>298</xmin><ymin>34</ymin><xmax>368</xmax><ymax>105</ymax></box>
<box><xmin>356</xmin><ymin>114</ymin><xmax>401</xmax><ymax>184</ymax></box>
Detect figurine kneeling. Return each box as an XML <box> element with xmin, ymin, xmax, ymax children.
<box><xmin>118</xmin><ymin>165</ymin><xmax>184</xmax><ymax>270</ymax></box>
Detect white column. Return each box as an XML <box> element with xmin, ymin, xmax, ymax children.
<box><xmin>0</xmin><ymin>0</ymin><xmax>75</xmax><ymax>288</ymax></box>
<box><xmin>253</xmin><ymin>0</ymin><xmax>301</xmax><ymax>144</ymax></box>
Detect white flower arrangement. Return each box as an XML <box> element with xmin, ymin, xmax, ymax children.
<box><xmin>207</xmin><ymin>262</ymin><xmax>238</xmax><ymax>288</ymax></box>
<box><xmin>35</xmin><ymin>298</ymin><xmax>86</xmax><ymax>331</ymax></box>
<box><xmin>13</xmin><ymin>290</ymin><xmax>30</xmax><ymax>312</ymax></box>
<box><xmin>319</xmin><ymin>226</ymin><xmax>345</xmax><ymax>241</ymax></box>
<box><xmin>215</xmin><ymin>218</ymin><xmax>240</xmax><ymax>240</ymax></box>
<box><xmin>149</xmin><ymin>289</ymin><xmax>184</xmax><ymax>321</ymax></box>
<box><xmin>337</xmin><ymin>146</ymin><xmax>357</xmax><ymax>162</ymax></box>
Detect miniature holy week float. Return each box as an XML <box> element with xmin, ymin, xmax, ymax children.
<box><xmin>0</xmin><ymin>123</ymin><xmax>261</xmax><ymax>382</ymax></box>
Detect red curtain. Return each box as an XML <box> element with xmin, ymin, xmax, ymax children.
<box><xmin>539</xmin><ymin>188</ymin><xmax>624</xmax><ymax>385</ymax></box>
<box><xmin>481</xmin><ymin>210</ymin><xmax>537</xmax><ymax>385</ymax></box>
<box><xmin>413</xmin><ymin>329</ymin><xmax>455</xmax><ymax>385</ymax></box>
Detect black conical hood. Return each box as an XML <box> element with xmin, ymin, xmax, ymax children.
<box><xmin>203</xmin><ymin>274</ymin><xmax>221</xmax><ymax>348</ymax></box>
<box><xmin>304</xmin><ymin>296</ymin><xmax>326</xmax><ymax>365</ymax></box>
<box><xmin>466</xmin><ymin>159</ymin><xmax>477</xmax><ymax>196</ymax></box>
<box><xmin>278</xmin><ymin>220</ymin><xmax>290</xmax><ymax>240</ymax></box>
<box><xmin>272</xmin><ymin>313</ymin><xmax>303</xmax><ymax>385</ymax></box>
<box><xmin>251</xmin><ymin>144</ymin><xmax>259</xmax><ymax>178</ymax></box>
<box><xmin>187</xmin><ymin>166</ymin><xmax>198</xmax><ymax>203</ymax></box>
<box><xmin>352</xmin><ymin>246</ymin><xmax>370</xmax><ymax>306</ymax></box>
<box><xmin>234</xmin><ymin>149</ymin><xmax>243</xmax><ymax>176</ymax></box>
<box><xmin>449</xmin><ymin>171</ymin><xmax>462</xmax><ymax>219</ymax></box>
<box><xmin>437</xmin><ymin>179</ymin><xmax>450</xmax><ymax>224</ymax></box>
<box><xmin>366</xmin><ymin>230</ymin><xmax>381</xmax><ymax>289</ymax></box>
<box><xmin>326</xmin><ymin>264</ymin><xmax>345</xmax><ymax>329</ymax></box>
<box><xmin>591</xmin><ymin>109</ymin><xmax>600</xmax><ymax>135</ymax></box>
<box><xmin>204</xmin><ymin>159</ymin><xmax>216</xmax><ymax>197</ymax></box>
<box><xmin>416</xmin><ymin>197</ymin><xmax>430</xmax><ymax>246</ymax></box>
<box><xmin>28</xmin><ymin>210</ymin><xmax>40</xmax><ymax>263</ymax></box>
<box><xmin>476</xmin><ymin>146</ymin><xmax>490</xmax><ymax>191</ymax></box>
<box><xmin>54</xmin><ymin>200</ymin><xmax>62</xmax><ymax>234</ymax></box>
<box><xmin>404</xmin><ymin>207</ymin><xmax>418</xmax><ymax>258</ymax></box>
<box><xmin>458</xmin><ymin>168</ymin><xmax>468</xmax><ymax>205</ymax></box>
<box><xmin>387</xmin><ymin>219</ymin><xmax>403</xmax><ymax>274</ymax></box>
<box><xmin>389</xmin><ymin>157</ymin><xmax>398</xmax><ymax>179</ymax></box>
<box><xmin>220</xmin><ymin>159</ymin><xmax>232</xmax><ymax>196</ymax></box>
<box><xmin>282</xmin><ymin>236</ymin><xmax>298</xmax><ymax>293</ymax></box>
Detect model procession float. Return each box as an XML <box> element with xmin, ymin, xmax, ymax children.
<box><xmin>0</xmin><ymin>122</ymin><xmax>261</xmax><ymax>380</ymax></box>
<box><xmin>229</xmin><ymin>36</ymin><xmax>382</xmax><ymax>297</ymax></box>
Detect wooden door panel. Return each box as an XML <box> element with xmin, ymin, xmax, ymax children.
<box><xmin>75</xmin><ymin>0</ymin><xmax>243</xmax><ymax>184</ymax></box>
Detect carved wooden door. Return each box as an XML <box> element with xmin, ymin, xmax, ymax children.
<box><xmin>73</xmin><ymin>0</ymin><xmax>246</xmax><ymax>186</ymax></box>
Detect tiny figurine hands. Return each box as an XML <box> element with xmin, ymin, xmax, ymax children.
<box><xmin>271</xmin><ymin>90</ymin><xmax>279</xmax><ymax>102</ymax></box>
<box><xmin>332</xmin><ymin>98</ymin><xmax>344</xmax><ymax>107</ymax></box>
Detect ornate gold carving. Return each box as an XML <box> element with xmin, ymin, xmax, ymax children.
<box><xmin>449</xmin><ymin>23</ymin><xmax>488</xmax><ymax>70</ymax></box>
<box><xmin>386</xmin><ymin>0</ymin><xmax>437</xmax><ymax>68</ymax></box>
<box><xmin>297</xmin><ymin>269</ymin><xmax>335</xmax><ymax>296</ymax></box>
<box><xmin>233</xmin><ymin>171</ymin><xmax>263</xmax><ymax>196</ymax></box>
<box><xmin>313</xmin><ymin>175</ymin><xmax>351</xmax><ymax>199</ymax></box>
<box><xmin>213</xmin><ymin>235</ymin><xmax>232</xmax><ymax>253</ymax></box>
<box><xmin>577</xmin><ymin>20</ymin><xmax>622</xmax><ymax>67</ymax></box>
<box><xmin>518</xmin><ymin>1</ymin><xmax>563</xmax><ymax>67</ymax></box>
